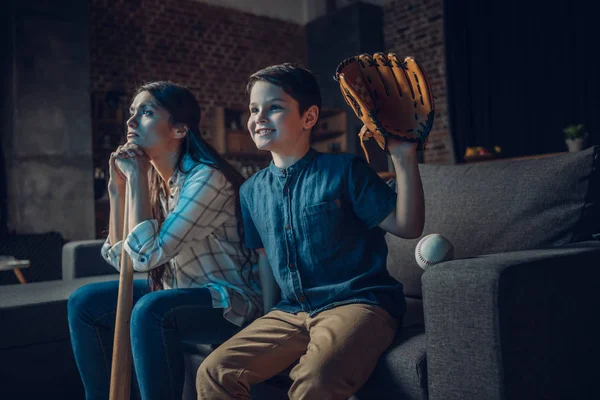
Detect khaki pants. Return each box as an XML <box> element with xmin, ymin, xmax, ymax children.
<box><xmin>196</xmin><ymin>303</ymin><xmax>398</xmax><ymax>400</ymax></box>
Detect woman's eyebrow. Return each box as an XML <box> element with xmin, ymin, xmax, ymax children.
<box><xmin>129</xmin><ymin>102</ymin><xmax>156</xmax><ymax>112</ymax></box>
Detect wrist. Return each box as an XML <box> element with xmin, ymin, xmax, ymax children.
<box><xmin>127</xmin><ymin>171</ymin><xmax>148</xmax><ymax>186</ymax></box>
<box><xmin>127</xmin><ymin>173</ymin><xmax>150</xmax><ymax>197</ymax></box>
<box><xmin>108</xmin><ymin>181</ymin><xmax>125</xmax><ymax>196</ymax></box>
<box><xmin>390</xmin><ymin>147</ymin><xmax>417</xmax><ymax>163</ymax></box>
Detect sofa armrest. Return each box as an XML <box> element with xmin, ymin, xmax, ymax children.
<box><xmin>62</xmin><ymin>240</ymin><xmax>116</xmax><ymax>280</ymax></box>
<box><xmin>422</xmin><ymin>241</ymin><xmax>600</xmax><ymax>400</ymax></box>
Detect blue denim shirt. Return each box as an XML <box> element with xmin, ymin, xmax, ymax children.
<box><xmin>240</xmin><ymin>149</ymin><xmax>406</xmax><ymax>320</ymax></box>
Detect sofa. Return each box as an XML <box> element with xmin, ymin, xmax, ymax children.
<box><xmin>1</xmin><ymin>146</ymin><xmax>598</xmax><ymax>400</ymax></box>
<box><xmin>0</xmin><ymin>241</ymin><xmax>146</xmax><ymax>400</ymax></box>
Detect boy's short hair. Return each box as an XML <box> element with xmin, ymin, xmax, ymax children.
<box><xmin>246</xmin><ymin>63</ymin><xmax>322</xmax><ymax>116</ymax></box>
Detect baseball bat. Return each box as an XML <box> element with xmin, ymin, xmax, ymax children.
<box><xmin>109</xmin><ymin>186</ymin><xmax>134</xmax><ymax>400</ymax></box>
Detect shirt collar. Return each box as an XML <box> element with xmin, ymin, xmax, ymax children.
<box><xmin>166</xmin><ymin>152</ymin><xmax>205</xmax><ymax>189</ymax></box>
<box><xmin>268</xmin><ymin>148</ymin><xmax>317</xmax><ymax>177</ymax></box>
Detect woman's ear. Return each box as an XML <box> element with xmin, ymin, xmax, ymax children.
<box><xmin>173</xmin><ymin>124</ymin><xmax>188</xmax><ymax>139</ymax></box>
<box><xmin>302</xmin><ymin>105</ymin><xmax>320</xmax><ymax>130</ymax></box>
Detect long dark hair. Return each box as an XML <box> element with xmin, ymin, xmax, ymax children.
<box><xmin>136</xmin><ymin>81</ymin><xmax>253</xmax><ymax>291</ymax></box>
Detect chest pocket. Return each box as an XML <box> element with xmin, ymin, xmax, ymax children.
<box><xmin>302</xmin><ymin>200</ymin><xmax>344</xmax><ymax>252</ymax></box>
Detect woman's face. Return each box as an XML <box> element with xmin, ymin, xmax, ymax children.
<box><xmin>126</xmin><ymin>91</ymin><xmax>178</xmax><ymax>152</ymax></box>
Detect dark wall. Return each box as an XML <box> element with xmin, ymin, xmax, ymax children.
<box><xmin>307</xmin><ymin>2</ymin><xmax>390</xmax><ymax>171</ymax></box>
<box><xmin>0</xmin><ymin>3</ymin><xmax>13</xmax><ymax>237</ymax></box>
<box><xmin>445</xmin><ymin>0</ymin><xmax>599</xmax><ymax>160</ymax></box>
<box><xmin>4</xmin><ymin>0</ymin><xmax>95</xmax><ymax>240</ymax></box>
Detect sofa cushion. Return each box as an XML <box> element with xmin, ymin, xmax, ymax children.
<box><xmin>0</xmin><ymin>274</ymin><xmax>139</xmax><ymax>400</ymax></box>
<box><xmin>62</xmin><ymin>239</ymin><xmax>115</xmax><ymax>280</ymax></box>
<box><xmin>0</xmin><ymin>274</ymin><xmax>145</xmax><ymax>349</ymax></box>
<box><xmin>182</xmin><ymin>324</ymin><xmax>428</xmax><ymax>400</ymax></box>
<box><xmin>386</xmin><ymin>146</ymin><xmax>600</xmax><ymax>298</ymax></box>
<box><xmin>357</xmin><ymin>326</ymin><xmax>428</xmax><ymax>400</ymax></box>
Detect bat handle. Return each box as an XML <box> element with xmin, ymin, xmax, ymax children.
<box><xmin>109</xmin><ymin>185</ymin><xmax>135</xmax><ymax>400</ymax></box>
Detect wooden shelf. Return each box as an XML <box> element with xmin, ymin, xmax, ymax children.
<box><xmin>311</xmin><ymin>130</ymin><xmax>344</xmax><ymax>143</ymax></box>
<box><xmin>312</xmin><ymin>108</ymin><xmax>347</xmax><ymax>154</ymax></box>
<box><xmin>463</xmin><ymin>152</ymin><xmax>567</xmax><ymax>164</ymax></box>
<box><xmin>319</xmin><ymin>108</ymin><xmax>345</xmax><ymax>119</ymax></box>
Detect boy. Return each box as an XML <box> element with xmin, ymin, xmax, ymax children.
<box><xmin>196</xmin><ymin>63</ymin><xmax>425</xmax><ymax>399</ymax></box>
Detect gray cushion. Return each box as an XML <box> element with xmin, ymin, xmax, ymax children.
<box><xmin>182</xmin><ymin>307</ymin><xmax>428</xmax><ymax>400</ymax></box>
<box><xmin>386</xmin><ymin>146</ymin><xmax>600</xmax><ymax>298</ymax></box>
<box><xmin>356</xmin><ymin>326</ymin><xmax>428</xmax><ymax>400</ymax></box>
<box><xmin>0</xmin><ymin>274</ymin><xmax>139</xmax><ymax>400</ymax></box>
<box><xmin>62</xmin><ymin>239</ymin><xmax>115</xmax><ymax>280</ymax></box>
<box><xmin>0</xmin><ymin>274</ymin><xmax>145</xmax><ymax>349</ymax></box>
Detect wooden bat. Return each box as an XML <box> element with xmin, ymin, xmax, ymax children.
<box><xmin>109</xmin><ymin>186</ymin><xmax>134</xmax><ymax>400</ymax></box>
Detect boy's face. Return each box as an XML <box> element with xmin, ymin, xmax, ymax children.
<box><xmin>247</xmin><ymin>81</ymin><xmax>309</xmax><ymax>153</ymax></box>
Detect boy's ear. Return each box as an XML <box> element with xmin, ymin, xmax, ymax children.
<box><xmin>302</xmin><ymin>105</ymin><xmax>320</xmax><ymax>130</ymax></box>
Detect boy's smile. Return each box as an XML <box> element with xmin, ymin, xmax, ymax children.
<box><xmin>254</xmin><ymin>128</ymin><xmax>275</xmax><ymax>137</ymax></box>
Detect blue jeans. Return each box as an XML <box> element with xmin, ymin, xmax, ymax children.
<box><xmin>67</xmin><ymin>280</ymin><xmax>241</xmax><ymax>400</ymax></box>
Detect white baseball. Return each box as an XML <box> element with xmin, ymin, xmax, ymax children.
<box><xmin>415</xmin><ymin>233</ymin><xmax>454</xmax><ymax>269</ymax></box>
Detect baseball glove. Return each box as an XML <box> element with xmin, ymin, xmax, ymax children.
<box><xmin>335</xmin><ymin>53</ymin><xmax>435</xmax><ymax>162</ymax></box>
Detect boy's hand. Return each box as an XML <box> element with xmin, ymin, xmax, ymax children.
<box><xmin>387</xmin><ymin>137</ymin><xmax>418</xmax><ymax>158</ymax></box>
<box><xmin>335</xmin><ymin>53</ymin><xmax>435</xmax><ymax>163</ymax></box>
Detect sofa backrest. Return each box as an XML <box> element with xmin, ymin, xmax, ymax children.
<box><xmin>62</xmin><ymin>239</ymin><xmax>114</xmax><ymax>280</ymax></box>
<box><xmin>386</xmin><ymin>146</ymin><xmax>600</xmax><ymax>298</ymax></box>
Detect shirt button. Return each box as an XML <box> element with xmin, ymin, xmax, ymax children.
<box><xmin>140</xmin><ymin>257</ymin><xmax>146</xmax><ymax>262</ymax></box>
<box><xmin>289</xmin><ymin>263</ymin><xmax>296</xmax><ymax>270</ymax></box>
<box><xmin>285</xmin><ymin>224</ymin><xmax>291</xmax><ymax>231</ymax></box>
<box><xmin>298</xmin><ymin>295</ymin><xmax>306</xmax><ymax>302</ymax></box>
<box><xmin>283</xmin><ymin>188</ymin><xmax>289</xmax><ymax>193</ymax></box>
<box><xmin>280</xmin><ymin>168</ymin><xmax>285</xmax><ymax>174</ymax></box>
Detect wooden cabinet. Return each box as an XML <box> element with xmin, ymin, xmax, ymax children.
<box><xmin>311</xmin><ymin>108</ymin><xmax>347</xmax><ymax>154</ymax></box>
<box><xmin>91</xmin><ymin>91</ymin><xmax>129</xmax><ymax>183</ymax></box>
<box><xmin>91</xmin><ymin>91</ymin><xmax>129</xmax><ymax>238</ymax></box>
<box><xmin>212</xmin><ymin>106</ymin><xmax>271</xmax><ymax>178</ymax></box>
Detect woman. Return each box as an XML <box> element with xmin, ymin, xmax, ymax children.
<box><xmin>68</xmin><ymin>81</ymin><xmax>262</xmax><ymax>400</ymax></box>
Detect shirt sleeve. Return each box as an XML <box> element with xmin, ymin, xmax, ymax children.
<box><xmin>240</xmin><ymin>182</ymin><xmax>263</xmax><ymax>249</ymax></box>
<box><xmin>116</xmin><ymin>166</ymin><xmax>236</xmax><ymax>272</ymax></box>
<box><xmin>101</xmin><ymin>238</ymin><xmax>122</xmax><ymax>271</ymax></box>
<box><xmin>347</xmin><ymin>156</ymin><xmax>397</xmax><ymax>229</ymax></box>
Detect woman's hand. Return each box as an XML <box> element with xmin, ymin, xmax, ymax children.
<box><xmin>114</xmin><ymin>143</ymin><xmax>150</xmax><ymax>180</ymax></box>
<box><xmin>108</xmin><ymin>143</ymin><xmax>150</xmax><ymax>194</ymax></box>
<box><xmin>108</xmin><ymin>145</ymin><xmax>127</xmax><ymax>195</ymax></box>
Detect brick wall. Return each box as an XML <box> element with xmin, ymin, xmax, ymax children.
<box><xmin>90</xmin><ymin>0</ymin><xmax>453</xmax><ymax>164</ymax></box>
<box><xmin>384</xmin><ymin>0</ymin><xmax>456</xmax><ymax>164</ymax></box>
<box><xmin>89</xmin><ymin>0</ymin><xmax>307</xmax><ymax>137</ymax></box>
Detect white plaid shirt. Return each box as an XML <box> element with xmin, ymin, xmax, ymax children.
<box><xmin>102</xmin><ymin>154</ymin><xmax>262</xmax><ymax>327</ymax></box>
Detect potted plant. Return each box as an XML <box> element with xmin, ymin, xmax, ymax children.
<box><xmin>563</xmin><ymin>124</ymin><xmax>588</xmax><ymax>152</ymax></box>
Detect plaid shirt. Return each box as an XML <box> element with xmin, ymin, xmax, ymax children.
<box><xmin>102</xmin><ymin>154</ymin><xmax>262</xmax><ymax>327</ymax></box>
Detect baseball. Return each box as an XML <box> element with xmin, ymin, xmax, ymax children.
<box><xmin>415</xmin><ymin>233</ymin><xmax>454</xmax><ymax>269</ymax></box>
